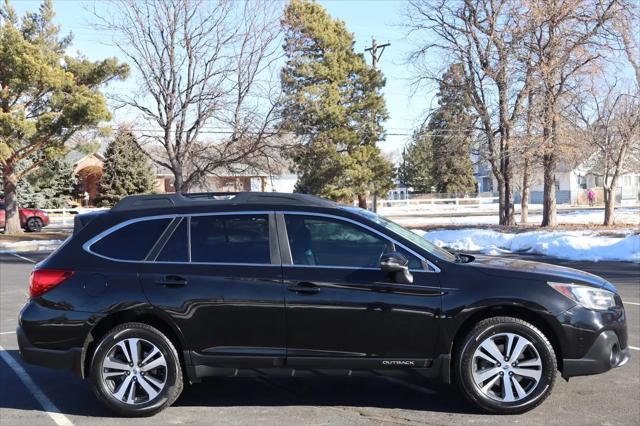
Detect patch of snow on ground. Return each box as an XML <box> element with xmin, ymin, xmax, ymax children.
<box><xmin>415</xmin><ymin>229</ymin><xmax>640</xmax><ymax>262</ymax></box>
<box><xmin>393</xmin><ymin>208</ymin><xmax>640</xmax><ymax>226</ymax></box>
<box><xmin>0</xmin><ymin>239</ymin><xmax>65</xmax><ymax>253</ymax></box>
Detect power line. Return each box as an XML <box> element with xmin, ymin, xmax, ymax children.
<box><xmin>107</xmin><ymin>126</ymin><xmax>481</xmax><ymax>137</ymax></box>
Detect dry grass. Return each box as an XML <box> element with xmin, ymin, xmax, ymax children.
<box><xmin>0</xmin><ymin>231</ymin><xmax>70</xmax><ymax>244</ymax></box>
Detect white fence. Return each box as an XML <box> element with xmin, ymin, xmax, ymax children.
<box><xmin>42</xmin><ymin>197</ymin><xmax>502</xmax><ymax>224</ymax></box>
<box><xmin>43</xmin><ymin>208</ymin><xmax>108</xmax><ymax>225</ymax></box>
<box><xmin>377</xmin><ymin>196</ymin><xmax>499</xmax><ymax>216</ymax></box>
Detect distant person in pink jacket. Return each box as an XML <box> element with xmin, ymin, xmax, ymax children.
<box><xmin>587</xmin><ymin>188</ymin><xmax>596</xmax><ymax>206</ymax></box>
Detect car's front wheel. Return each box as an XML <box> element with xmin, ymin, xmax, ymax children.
<box><xmin>455</xmin><ymin>316</ymin><xmax>557</xmax><ymax>414</ymax></box>
<box><xmin>25</xmin><ymin>217</ymin><xmax>43</xmax><ymax>232</ymax></box>
<box><xmin>90</xmin><ymin>322</ymin><xmax>183</xmax><ymax>417</ymax></box>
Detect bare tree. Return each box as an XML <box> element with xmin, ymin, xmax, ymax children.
<box><xmin>576</xmin><ymin>82</ymin><xmax>640</xmax><ymax>225</ymax></box>
<box><xmin>615</xmin><ymin>1</ymin><xmax>639</xmax><ymax>89</ymax></box>
<box><xmin>527</xmin><ymin>0</ymin><xmax>621</xmax><ymax>226</ymax></box>
<box><xmin>405</xmin><ymin>0</ymin><xmax>534</xmax><ymax>225</ymax></box>
<box><xmin>92</xmin><ymin>0</ymin><xmax>283</xmax><ymax>193</ymax></box>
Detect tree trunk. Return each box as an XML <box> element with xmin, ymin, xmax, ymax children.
<box><xmin>520</xmin><ymin>158</ymin><xmax>530</xmax><ymax>224</ymax></box>
<box><xmin>496</xmin><ymin>177</ymin><xmax>506</xmax><ymax>225</ymax></box>
<box><xmin>603</xmin><ymin>187</ymin><xmax>615</xmax><ymax>225</ymax></box>
<box><xmin>502</xmin><ymin>165</ymin><xmax>515</xmax><ymax>226</ymax></box>
<box><xmin>2</xmin><ymin>164</ymin><xmax>23</xmax><ymax>235</ymax></box>
<box><xmin>357</xmin><ymin>194</ymin><xmax>367</xmax><ymax>209</ymax></box>
<box><xmin>541</xmin><ymin>153</ymin><xmax>557</xmax><ymax>227</ymax></box>
<box><xmin>173</xmin><ymin>169</ymin><xmax>185</xmax><ymax>194</ymax></box>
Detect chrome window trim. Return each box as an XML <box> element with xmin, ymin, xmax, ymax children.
<box><xmin>284</xmin><ymin>264</ymin><xmax>435</xmax><ymax>273</ymax></box>
<box><xmin>277</xmin><ymin>211</ymin><xmax>441</xmax><ymax>273</ymax></box>
<box><xmin>83</xmin><ymin>211</ymin><xmax>274</xmax><ymax>264</ymax></box>
<box><xmin>82</xmin><ymin>209</ymin><xmax>441</xmax><ymax>273</ymax></box>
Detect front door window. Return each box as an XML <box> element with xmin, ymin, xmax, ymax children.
<box><xmin>284</xmin><ymin>215</ymin><xmax>422</xmax><ymax>270</ymax></box>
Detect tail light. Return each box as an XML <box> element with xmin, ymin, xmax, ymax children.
<box><xmin>29</xmin><ymin>269</ymin><xmax>75</xmax><ymax>298</ymax></box>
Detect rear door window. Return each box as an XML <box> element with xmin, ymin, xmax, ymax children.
<box><xmin>91</xmin><ymin>218</ymin><xmax>171</xmax><ymax>261</ymax></box>
<box><xmin>190</xmin><ymin>214</ymin><xmax>270</xmax><ymax>264</ymax></box>
<box><xmin>157</xmin><ymin>218</ymin><xmax>189</xmax><ymax>262</ymax></box>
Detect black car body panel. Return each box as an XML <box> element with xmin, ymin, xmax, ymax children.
<box><xmin>17</xmin><ymin>192</ymin><xmax>629</xmax><ymax>386</ymax></box>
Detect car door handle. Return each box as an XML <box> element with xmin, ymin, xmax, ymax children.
<box><xmin>288</xmin><ymin>282</ymin><xmax>320</xmax><ymax>294</ymax></box>
<box><xmin>155</xmin><ymin>275</ymin><xmax>188</xmax><ymax>287</ymax></box>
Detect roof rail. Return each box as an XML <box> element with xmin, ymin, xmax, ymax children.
<box><xmin>183</xmin><ymin>192</ymin><xmax>240</xmax><ymax>199</ymax></box>
<box><xmin>111</xmin><ymin>192</ymin><xmax>336</xmax><ymax>212</ymax></box>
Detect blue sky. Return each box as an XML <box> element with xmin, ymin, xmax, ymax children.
<box><xmin>10</xmin><ymin>0</ymin><xmax>439</xmax><ymax>158</ymax></box>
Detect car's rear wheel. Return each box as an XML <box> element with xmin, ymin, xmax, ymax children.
<box><xmin>455</xmin><ymin>316</ymin><xmax>557</xmax><ymax>414</ymax></box>
<box><xmin>25</xmin><ymin>217</ymin><xmax>43</xmax><ymax>232</ymax></box>
<box><xmin>90</xmin><ymin>322</ymin><xmax>183</xmax><ymax>417</ymax></box>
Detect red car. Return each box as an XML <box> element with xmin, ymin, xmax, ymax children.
<box><xmin>0</xmin><ymin>201</ymin><xmax>50</xmax><ymax>232</ymax></box>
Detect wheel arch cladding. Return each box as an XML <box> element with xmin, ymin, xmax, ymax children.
<box><xmin>450</xmin><ymin>305</ymin><xmax>564</xmax><ymax>374</ymax></box>
<box><xmin>83</xmin><ymin>310</ymin><xmax>187</xmax><ymax>379</ymax></box>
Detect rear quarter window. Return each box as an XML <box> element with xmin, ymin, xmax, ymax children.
<box><xmin>90</xmin><ymin>218</ymin><xmax>171</xmax><ymax>261</ymax></box>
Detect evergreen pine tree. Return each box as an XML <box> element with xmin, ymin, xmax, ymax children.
<box><xmin>97</xmin><ymin>129</ymin><xmax>156</xmax><ymax>206</ymax></box>
<box><xmin>280</xmin><ymin>0</ymin><xmax>394</xmax><ymax>207</ymax></box>
<box><xmin>398</xmin><ymin>125</ymin><xmax>434</xmax><ymax>193</ymax></box>
<box><xmin>24</xmin><ymin>158</ymin><xmax>77</xmax><ymax>208</ymax></box>
<box><xmin>0</xmin><ymin>157</ymin><xmax>76</xmax><ymax>208</ymax></box>
<box><xmin>427</xmin><ymin>64</ymin><xmax>477</xmax><ymax>195</ymax></box>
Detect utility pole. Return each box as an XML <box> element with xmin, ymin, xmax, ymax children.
<box><xmin>365</xmin><ymin>37</ymin><xmax>390</xmax><ymax>213</ymax></box>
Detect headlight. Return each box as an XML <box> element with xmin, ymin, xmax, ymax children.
<box><xmin>548</xmin><ymin>282</ymin><xmax>616</xmax><ymax>310</ymax></box>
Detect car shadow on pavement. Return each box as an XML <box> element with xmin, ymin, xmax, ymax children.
<box><xmin>174</xmin><ymin>375</ymin><xmax>474</xmax><ymax>414</ymax></box>
<box><xmin>1</xmin><ymin>350</ymin><xmax>474</xmax><ymax>417</ymax></box>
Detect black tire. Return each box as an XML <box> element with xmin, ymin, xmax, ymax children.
<box><xmin>454</xmin><ymin>316</ymin><xmax>557</xmax><ymax>414</ymax></box>
<box><xmin>90</xmin><ymin>322</ymin><xmax>183</xmax><ymax>417</ymax></box>
<box><xmin>25</xmin><ymin>217</ymin><xmax>43</xmax><ymax>232</ymax></box>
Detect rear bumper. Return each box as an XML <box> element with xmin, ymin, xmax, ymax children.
<box><xmin>16</xmin><ymin>326</ymin><xmax>84</xmax><ymax>376</ymax></box>
<box><xmin>562</xmin><ymin>330</ymin><xmax>630</xmax><ymax>378</ymax></box>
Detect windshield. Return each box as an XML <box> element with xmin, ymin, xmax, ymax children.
<box><xmin>341</xmin><ymin>207</ymin><xmax>457</xmax><ymax>262</ymax></box>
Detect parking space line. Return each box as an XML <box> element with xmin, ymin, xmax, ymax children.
<box><xmin>381</xmin><ymin>376</ymin><xmax>436</xmax><ymax>395</ymax></box>
<box><xmin>0</xmin><ymin>331</ymin><xmax>16</xmax><ymax>335</ymax></box>
<box><xmin>0</xmin><ymin>345</ymin><xmax>73</xmax><ymax>426</ymax></box>
<box><xmin>5</xmin><ymin>252</ymin><xmax>37</xmax><ymax>263</ymax></box>
<box><xmin>630</xmin><ymin>346</ymin><xmax>639</xmax><ymax>351</ymax></box>
<box><xmin>624</xmin><ymin>301</ymin><xmax>640</xmax><ymax>306</ymax></box>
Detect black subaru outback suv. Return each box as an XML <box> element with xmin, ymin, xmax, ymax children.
<box><xmin>18</xmin><ymin>192</ymin><xmax>628</xmax><ymax>416</ymax></box>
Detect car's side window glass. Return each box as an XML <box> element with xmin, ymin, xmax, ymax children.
<box><xmin>396</xmin><ymin>247</ymin><xmax>424</xmax><ymax>270</ymax></box>
<box><xmin>91</xmin><ymin>218</ymin><xmax>171</xmax><ymax>261</ymax></box>
<box><xmin>284</xmin><ymin>215</ymin><xmax>422</xmax><ymax>269</ymax></box>
<box><xmin>190</xmin><ymin>214</ymin><xmax>270</xmax><ymax>264</ymax></box>
<box><xmin>157</xmin><ymin>218</ymin><xmax>189</xmax><ymax>262</ymax></box>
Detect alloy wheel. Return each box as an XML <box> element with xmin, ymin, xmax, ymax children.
<box><xmin>100</xmin><ymin>337</ymin><xmax>168</xmax><ymax>405</ymax></box>
<box><xmin>471</xmin><ymin>332</ymin><xmax>543</xmax><ymax>403</ymax></box>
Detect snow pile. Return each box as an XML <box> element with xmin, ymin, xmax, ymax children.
<box><xmin>392</xmin><ymin>208</ymin><xmax>640</xmax><ymax>226</ymax></box>
<box><xmin>0</xmin><ymin>239</ymin><xmax>65</xmax><ymax>253</ymax></box>
<box><xmin>415</xmin><ymin>229</ymin><xmax>640</xmax><ymax>262</ymax></box>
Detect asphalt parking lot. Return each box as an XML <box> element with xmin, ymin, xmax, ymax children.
<box><xmin>1</xmin><ymin>251</ymin><xmax>638</xmax><ymax>425</ymax></box>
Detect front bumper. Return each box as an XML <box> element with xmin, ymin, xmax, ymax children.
<box><xmin>17</xmin><ymin>325</ymin><xmax>84</xmax><ymax>376</ymax></box>
<box><xmin>562</xmin><ymin>331</ymin><xmax>630</xmax><ymax>378</ymax></box>
<box><xmin>557</xmin><ymin>300</ymin><xmax>628</xmax><ymax>378</ymax></box>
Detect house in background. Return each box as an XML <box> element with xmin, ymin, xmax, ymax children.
<box><xmin>474</xmin><ymin>162</ymin><xmax>494</xmax><ymax>194</ymax></box>
<box><xmin>70</xmin><ymin>151</ymin><xmax>105</xmax><ymax>206</ymax></box>
<box><xmin>474</xmin><ymin>158</ymin><xmax>640</xmax><ymax>206</ymax></box>
<box><xmin>154</xmin><ymin>164</ymin><xmax>297</xmax><ymax>195</ymax></box>
<box><xmin>387</xmin><ymin>180</ymin><xmax>411</xmax><ymax>200</ymax></box>
<box><xmin>69</xmin><ymin>150</ymin><xmax>298</xmax><ymax>206</ymax></box>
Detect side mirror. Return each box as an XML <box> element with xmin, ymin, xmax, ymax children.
<box><xmin>380</xmin><ymin>252</ymin><xmax>413</xmax><ymax>284</ymax></box>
